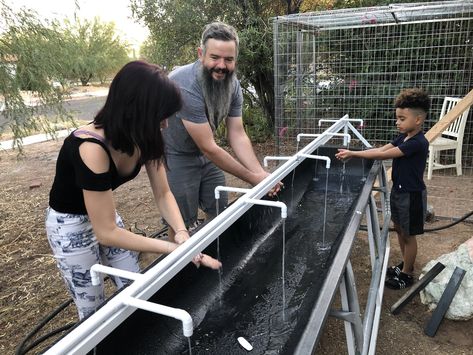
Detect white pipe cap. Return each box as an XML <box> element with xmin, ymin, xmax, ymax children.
<box><xmin>237</xmin><ymin>336</ymin><xmax>253</xmax><ymax>351</ymax></box>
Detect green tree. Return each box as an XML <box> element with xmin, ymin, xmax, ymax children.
<box><xmin>132</xmin><ymin>0</ymin><xmax>422</xmax><ymax>131</ymax></box>
<box><xmin>0</xmin><ymin>0</ymin><xmax>67</xmax><ymax>143</ymax></box>
<box><xmin>132</xmin><ymin>0</ymin><xmax>282</xmax><ymax>127</ymax></box>
<box><xmin>60</xmin><ymin>17</ymin><xmax>130</xmax><ymax>85</ymax></box>
<box><xmin>0</xmin><ymin>1</ymin><xmax>131</xmax><ymax>144</ymax></box>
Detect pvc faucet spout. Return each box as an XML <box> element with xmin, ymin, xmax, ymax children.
<box><xmin>123</xmin><ymin>297</ymin><xmax>193</xmax><ymax>337</ymax></box>
<box><xmin>245</xmin><ymin>198</ymin><xmax>287</xmax><ymax>219</ymax></box>
<box><xmin>297</xmin><ymin>133</ymin><xmax>321</xmax><ymax>142</ymax></box>
<box><xmin>325</xmin><ymin>132</ymin><xmax>351</xmax><ymax>145</ymax></box>
<box><xmin>298</xmin><ymin>153</ymin><xmax>331</xmax><ymax>169</ymax></box>
<box><xmin>318</xmin><ymin>114</ymin><xmax>350</xmax><ymax>126</ymax></box>
<box><xmin>90</xmin><ymin>264</ymin><xmax>143</xmax><ymax>286</ymax></box>
<box><xmin>214</xmin><ymin>186</ymin><xmax>251</xmax><ymax>200</ymax></box>
<box><xmin>263</xmin><ymin>156</ymin><xmax>292</xmax><ymax>167</ymax></box>
<box><xmin>297</xmin><ymin>132</ymin><xmax>351</xmax><ymax>146</ymax></box>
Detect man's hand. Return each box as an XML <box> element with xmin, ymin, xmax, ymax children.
<box><xmin>174</xmin><ymin>230</ymin><xmax>190</xmax><ymax>244</ymax></box>
<box><xmin>252</xmin><ymin>171</ymin><xmax>283</xmax><ymax>197</ymax></box>
<box><xmin>268</xmin><ymin>181</ymin><xmax>284</xmax><ymax>197</ymax></box>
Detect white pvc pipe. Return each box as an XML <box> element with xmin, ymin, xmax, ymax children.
<box><xmin>297</xmin><ymin>133</ymin><xmax>321</xmax><ymax>142</ymax></box>
<box><xmin>214</xmin><ymin>186</ymin><xmax>251</xmax><ymax>200</ymax></box>
<box><xmin>90</xmin><ymin>264</ymin><xmax>144</xmax><ymax>286</ymax></box>
<box><xmin>122</xmin><ymin>297</ymin><xmax>193</xmax><ymax>337</ymax></box>
<box><xmin>318</xmin><ymin>114</ymin><xmax>350</xmax><ymax>126</ymax></box>
<box><xmin>263</xmin><ymin>156</ymin><xmax>292</xmax><ymax>167</ymax></box>
<box><xmin>298</xmin><ymin>153</ymin><xmax>331</xmax><ymax>169</ymax></box>
<box><xmin>245</xmin><ymin>198</ymin><xmax>287</xmax><ymax>219</ymax></box>
<box><xmin>45</xmin><ymin>117</ymin><xmax>354</xmax><ymax>355</ymax></box>
<box><xmin>299</xmin><ymin>132</ymin><xmax>351</xmax><ymax>145</ymax></box>
<box><xmin>327</xmin><ymin>132</ymin><xmax>351</xmax><ymax>144</ymax></box>
<box><xmin>368</xmin><ymin>239</ymin><xmax>390</xmax><ymax>355</ymax></box>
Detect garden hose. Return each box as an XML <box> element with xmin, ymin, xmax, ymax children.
<box><xmin>424</xmin><ymin>209</ymin><xmax>473</xmax><ymax>232</ymax></box>
<box><xmin>15</xmin><ymin>299</ymin><xmax>75</xmax><ymax>355</ymax></box>
<box><xmin>16</xmin><ymin>225</ymin><xmax>169</xmax><ymax>354</ymax></box>
<box><xmin>359</xmin><ymin>209</ymin><xmax>473</xmax><ymax>233</ymax></box>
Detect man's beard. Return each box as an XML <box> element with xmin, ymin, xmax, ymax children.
<box><xmin>199</xmin><ymin>64</ymin><xmax>235</xmax><ymax>131</ymax></box>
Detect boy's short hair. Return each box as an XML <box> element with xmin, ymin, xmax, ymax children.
<box><xmin>394</xmin><ymin>88</ymin><xmax>431</xmax><ymax>114</ymax></box>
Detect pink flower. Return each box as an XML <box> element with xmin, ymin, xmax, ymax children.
<box><xmin>278</xmin><ymin>126</ymin><xmax>288</xmax><ymax>137</ymax></box>
<box><xmin>361</xmin><ymin>13</ymin><xmax>377</xmax><ymax>25</ymax></box>
<box><xmin>349</xmin><ymin>80</ymin><xmax>358</xmax><ymax>92</ymax></box>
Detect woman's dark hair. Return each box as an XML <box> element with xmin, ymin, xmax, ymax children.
<box><xmin>94</xmin><ymin>60</ymin><xmax>182</xmax><ymax>164</ymax></box>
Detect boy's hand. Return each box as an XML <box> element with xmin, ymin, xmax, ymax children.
<box><xmin>335</xmin><ymin>149</ymin><xmax>352</xmax><ymax>161</ymax></box>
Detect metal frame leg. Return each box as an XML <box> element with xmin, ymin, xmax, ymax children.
<box><xmin>331</xmin><ymin>260</ymin><xmax>363</xmax><ymax>355</ymax></box>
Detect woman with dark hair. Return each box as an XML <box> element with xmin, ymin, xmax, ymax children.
<box><xmin>46</xmin><ymin>61</ymin><xmax>221</xmax><ymax>319</ymax></box>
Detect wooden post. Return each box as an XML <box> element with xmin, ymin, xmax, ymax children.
<box><xmin>425</xmin><ymin>88</ymin><xmax>473</xmax><ymax>142</ymax></box>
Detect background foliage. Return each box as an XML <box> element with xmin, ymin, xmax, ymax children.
<box><xmin>131</xmin><ymin>0</ymin><xmax>420</xmax><ymax>139</ymax></box>
<box><xmin>0</xmin><ymin>0</ymin><xmax>433</xmax><ymax>141</ymax></box>
<box><xmin>0</xmin><ymin>0</ymin><xmax>130</xmax><ymax>141</ymax></box>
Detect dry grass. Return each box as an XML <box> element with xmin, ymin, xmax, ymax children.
<box><xmin>1</xmin><ymin>138</ymin><xmax>472</xmax><ymax>355</ymax></box>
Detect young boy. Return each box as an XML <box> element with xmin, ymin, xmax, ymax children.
<box><xmin>335</xmin><ymin>88</ymin><xmax>430</xmax><ymax>289</ymax></box>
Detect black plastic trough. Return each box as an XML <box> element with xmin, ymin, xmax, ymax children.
<box><xmin>87</xmin><ymin>147</ymin><xmax>378</xmax><ymax>355</ymax></box>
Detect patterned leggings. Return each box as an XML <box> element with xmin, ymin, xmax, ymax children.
<box><xmin>45</xmin><ymin>207</ymin><xmax>140</xmax><ymax>319</ymax></box>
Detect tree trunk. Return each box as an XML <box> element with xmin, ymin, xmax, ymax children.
<box><xmin>80</xmin><ymin>73</ymin><xmax>92</xmax><ymax>86</ymax></box>
<box><xmin>251</xmin><ymin>70</ymin><xmax>275</xmax><ymax>128</ymax></box>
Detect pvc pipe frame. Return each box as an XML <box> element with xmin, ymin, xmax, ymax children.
<box><xmin>263</xmin><ymin>156</ymin><xmax>291</xmax><ymax>167</ymax></box>
<box><xmin>45</xmin><ymin>116</ymin><xmax>372</xmax><ymax>355</ymax></box>
<box><xmin>214</xmin><ymin>186</ymin><xmax>251</xmax><ymax>200</ymax></box>
<box><xmin>297</xmin><ymin>132</ymin><xmax>351</xmax><ymax>145</ymax></box>
<box><xmin>90</xmin><ymin>264</ymin><xmax>143</xmax><ymax>286</ymax></box>
<box><xmin>123</xmin><ymin>297</ymin><xmax>193</xmax><ymax>337</ymax></box>
<box><xmin>294</xmin><ymin>155</ymin><xmax>389</xmax><ymax>355</ymax></box>
<box><xmin>90</xmin><ymin>264</ymin><xmax>193</xmax><ymax>338</ymax></box>
<box><xmin>298</xmin><ymin>153</ymin><xmax>331</xmax><ymax>169</ymax></box>
<box><xmin>245</xmin><ymin>198</ymin><xmax>287</xmax><ymax>219</ymax></box>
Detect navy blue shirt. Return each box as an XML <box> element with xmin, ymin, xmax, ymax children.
<box><xmin>391</xmin><ymin>131</ymin><xmax>429</xmax><ymax>192</ymax></box>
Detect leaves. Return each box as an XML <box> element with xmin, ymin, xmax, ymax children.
<box><xmin>0</xmin><ymin>1</ymin><xmax>130</xmax><ymax>142</ymax></box>
<box><xmin>60</xmin><ymin>18</ymin><xmax>130</xmax><ymax>85</ymax></box>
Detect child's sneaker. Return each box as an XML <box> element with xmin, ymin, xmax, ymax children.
<box><xmin>385</xmin><ymin>272</ymin><xmax>414</xmax><ymax>290</ymax></box>
<box><xmin>386</xmin><ymin>262</ymin><xmax>404</xmax><ymax>278</ymax></box>
<box><xmin>386</xmin><ymin>262</ymin><xmax>414</xmax><ymax>278</ymax></box>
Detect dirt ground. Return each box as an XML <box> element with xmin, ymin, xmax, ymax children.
<box><xmin>1</xmin><ymin>138</ymin><xmax>472</xmax><ymax>355</ymax></box>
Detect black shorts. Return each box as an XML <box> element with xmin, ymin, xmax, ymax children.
<box><xmin>390</xmin><ymin>189</ymin><xmax>427</xmax><ymax>236</ymax></box>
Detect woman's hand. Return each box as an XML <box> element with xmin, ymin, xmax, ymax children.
<box><xmin>192</xmin><ymin>253</ymin><xmax>222</xmax><ymax>270</ymax></box>
<box><xmin>173</xmin><ymin>230</ymin><xmax>222</xmax><ymax>270</ymax></box>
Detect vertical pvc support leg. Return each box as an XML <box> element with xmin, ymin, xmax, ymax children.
<box><xmin>369</xmin><ymin>194</ymin><xmax>382</xmax><ymax>259</ymax></box>
<box><xmin>339</xmin><ymin>260</ymin><xmax>363</xmax><ymax>355</ymax></box>
<box><xmin>378</xmin><ymin>166</ymin><xmax>389</xmax><ymax>224</ymax></box>
<box><xmin>365</xmin><ymin>202</ymin><xmax>376</xmax><ymax>271</ymax></box>
<box><xmin>343</xmin><ymin>122</ymin><xmax>349</xmax><ymax>146</ymax></box>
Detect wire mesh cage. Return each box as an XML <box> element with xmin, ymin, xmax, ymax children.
<box><xmin>272</xmin><ymin>1</ymin><xmax>473</xmax><ymax>219</ymax></box>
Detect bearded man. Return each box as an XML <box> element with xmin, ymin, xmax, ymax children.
<box><xmin>163</xmin><ymin>22</ymin><xmax>279</xmax><ymax>235</ymax></box>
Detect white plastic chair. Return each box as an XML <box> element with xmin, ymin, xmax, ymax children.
<box><xmin>427</xmin><ymin>97</ymin><xmax>470</xmax><ymax>180</ymax></box>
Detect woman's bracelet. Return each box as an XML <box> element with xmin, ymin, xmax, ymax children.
<box><xmin>175</xmin><ymin>229</ymin><xmax>188</xmax><ymax>234</ymax></box>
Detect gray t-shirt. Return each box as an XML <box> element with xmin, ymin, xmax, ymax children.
<box><xmin>163</xmin><ymin>61</ymin><xmax>243</xmax><ymax>156</ymax></box>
